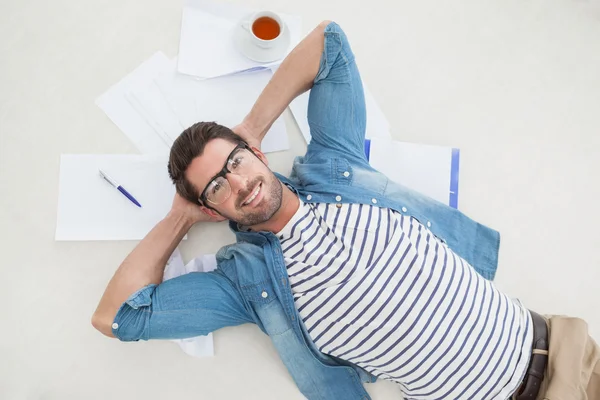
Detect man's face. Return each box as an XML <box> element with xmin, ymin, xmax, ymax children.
<box><xmin>186</xmin><ymin>138</ymin><xmax>283</xmax><ymax>227</ymax></box>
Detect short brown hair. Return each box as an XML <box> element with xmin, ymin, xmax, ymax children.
<box><xmin>168</xmin><ymin>122</ymin><xmax>244</xmax><ymax>204</ymax></box>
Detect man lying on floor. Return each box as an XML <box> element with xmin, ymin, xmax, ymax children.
<box><xmin>92</xmin><ymin>21</ymin><xmax>600</xmax><ymax>400</ymax></box>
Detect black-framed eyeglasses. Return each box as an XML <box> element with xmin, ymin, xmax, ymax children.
<box><xmin>198</xmin><ymin>142</ymin><xmax>257</xmax><ymax>206</ymax></box>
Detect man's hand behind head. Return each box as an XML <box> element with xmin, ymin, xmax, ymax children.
<box><xmin>170</xmin><ymin>192</ymin><xmax>226</xmax><ymax>225</ymax></box>
<box><xmin>232</xmin><ymin>122</ymin><xmax>261</xmax><ymax>150</ymax></box>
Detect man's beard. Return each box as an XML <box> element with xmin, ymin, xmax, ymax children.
<box><xmin>224</xmin><ymin>173</ymin><xmax>283</xmax><ymax>227</ymax></box>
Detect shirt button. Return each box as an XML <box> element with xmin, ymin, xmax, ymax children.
<box><xmin>335</xmin><ymin>195</ymin><xmax>342</xmax><ymax>201</ymax></box>
<box><xmin>112</xmin><ymin>323</ymin><xmax>119</xmax><ymax>330</ymax></box>
<box><xmin>427</xmin><ymin>221</ymin><xmax>432</xmax><ymax>228</ymax></box>
<box><xmin>336</xmin><ymin>203</ymin><xmax>342</xmax><ymax>208</ymax></box>
<box><xmin>401</xmin><ymin>207</ymin><xmax>408</xmax><ymax>213</ymax></box>
<box><xmin>306</xmin><ymin>194</ymin><xmax>312</xmax><ymax>201</ymax></box>
<box><xmin>261</xmin><ymin>291</ymin><xmax>268</xmax><ymax>298</ymax></box>
<box><xmin>343</xmin><ymin>171</ymin><xmax>350</xmax><ymax>177</ymax></box>
<box><xmin>371</xmin><ymin>198</ymin><xmax>377</xmax><ymax>204</ymax></box>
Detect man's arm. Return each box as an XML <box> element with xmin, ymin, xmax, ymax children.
<box><xmin>91</xmin><ymin>194</ymin><xmax>224</xmax><ymax>337</ymax></box>
<box><xmin>235</xmin><ymin>21</ymin><xmax>331</xmax><ymax>147</ymax></box>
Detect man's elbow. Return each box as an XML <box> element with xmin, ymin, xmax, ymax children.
<box><xmin>318</xmin><ymin>20</ymin><xmax>333</xmax><ymax>31</ymax></box>
<box><xmin>91</xmin><ymin>312</ymin><xmax>116</xmax><ymax>338</ymax></box>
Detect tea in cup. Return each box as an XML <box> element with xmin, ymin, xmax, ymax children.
<box><xmin>242</xmin><ymin>11</ymin><xmax>285</xmax><ymax>49</ymax></box>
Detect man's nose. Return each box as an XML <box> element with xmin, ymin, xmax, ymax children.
<box><xmin>226</xmin><ymin>173</ymin><xmax>249</xmax><ymax>194</ymax></box>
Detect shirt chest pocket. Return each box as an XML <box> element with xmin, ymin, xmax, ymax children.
<box><xmin>291</xmin><ymin>158</ymin><xmax>354</xmax><ymax>187</ymax></box>
<box><xmin>241</xmin><ymin>280</ymin><xmax>291</xmax><ymax>336</ymax></box>
<box><xmin>241</xmin><ymin>280</ymin><xmax>277</xmax><ymax>305</ymax></box>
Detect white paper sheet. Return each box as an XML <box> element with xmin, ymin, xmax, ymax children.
<box><xmin>164</xmin><ymin>249</ymin><xmax>216</xmax><ymax>358</ymax></box>
<box><xmin>96</xmin><ymin>52</ymin><xmax>172</xmax><ymax>155</ymax></box>
<box><xmin>364</xmin><ymin>87</ymin><xmax>392</xmax><ymax>140</ymax></box>
<box><xmin>288</xmin><ymin>91</ymin><xmax>311</xmax><ymax>143</ymax></box>
<box><xmin>368</xmin><ymin>138</ymin><xmax>459</xmax><ymax>207</ymax></box>
<box><xmin>178</xmin><ymin>0</ymin><xmax>303</xmax><ymax>78</ymax></box>
<box><xmin>151</xmin><ymin>58</ymin><xmax>200</xmax><ymax>130</ymax></box>
<box><xmin>56</xmin><ymin>154</ymin><xmax>177</xmax><ymax>241</ymax></box>
<box><xmin>153</xmin><ymin>66</ymin><xmax>289</xmax><ymax>153</ymax></box>
<box><xmin>289</xmin><ymin>85</ymin><xmax>392</xmax><ymax>144</ymax></box>
<box><xmin>124</xmin><ymin>72</ymin><xmax>183</xmax><ymax>149</ymax></box>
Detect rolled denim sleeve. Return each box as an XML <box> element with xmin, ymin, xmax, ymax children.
<box><xmin>112</xmin><ymin>271</ymin><xmax>252</xmax><ymax>342</ymax></box>
<box><xmin>306</xmin><ymin>22</ymin><xmax>367</xmax><ymax>161</ymax></box>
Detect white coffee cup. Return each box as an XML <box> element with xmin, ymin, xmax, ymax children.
<box><xmin>241</xmin><ymin>11</ymin><xmax>285</xmax><ymax>49</ymax></box>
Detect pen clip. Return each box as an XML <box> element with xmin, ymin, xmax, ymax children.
<box><xmin>99</xmin><ymin>169</ymin><xmax>118</xmax><ymax>187</ymax></box>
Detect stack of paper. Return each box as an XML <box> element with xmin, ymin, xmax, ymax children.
<box><xmin>365</xmin><ymin>138</ymin><xmax>460</xmax><ymax>209</ymax></box>
<box><xmin>178</xmin><ymin>0</ymin><xmax>303</xmax><ymax>78</ymax></box>
<box><xmin>96</xmin><ymin>52</ymin><xmax>290</xmax><ymax>157</ymax></box>
<box><xmin>95</xmin><ymin>0</ymin><xmax>304</xmax><ymax>156</ymax></box>
<box><xmin>96</xmin><ymin>53</ymin><xmax>173</xmax><ymax>155</ymax></box>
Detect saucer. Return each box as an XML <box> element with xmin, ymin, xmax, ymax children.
<box><xmin>233</xmin><ymin>18</ymin><xmax>291</xmax><ymax>63</ymax></box>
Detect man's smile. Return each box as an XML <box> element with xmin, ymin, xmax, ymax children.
<box><xmin>242</xmin><ymin>182</ymin><xmax>262</xmax><ymax>207</ymax></box>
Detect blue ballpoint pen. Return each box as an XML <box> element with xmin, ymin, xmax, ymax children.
<box><xmin>99</xmin><ymin>169</ymin><xmax>142</xmax><ymax>208</ymax></box>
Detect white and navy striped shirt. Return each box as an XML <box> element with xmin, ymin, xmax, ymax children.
<box><xmin>277</xmin><ymin>201</ymin><xmax>533</xmax><ymax>399</ymax></box>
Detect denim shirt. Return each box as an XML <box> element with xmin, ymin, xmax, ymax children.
<box><xmin>111</xmin><ymin>23</ymin><xmax>500</xmax><ymax>400</ymax></box>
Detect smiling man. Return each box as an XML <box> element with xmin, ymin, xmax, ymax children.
<box><xmin>169</xmin><ymin>131</ymin><xmax>290</xmax><ymax>231</ymax></box>
<box><xmin>92</xmin><ymin>21</ymin><xmax>600</xmax><ymax>400</ymax></box>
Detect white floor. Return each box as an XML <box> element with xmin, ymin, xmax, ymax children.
<box><xmin>1</xmin><ymin>0</ymin><xmax>599</xmax><ymax>399</ymax></box>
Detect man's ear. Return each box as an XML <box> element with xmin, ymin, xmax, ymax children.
<box><xmin>250</xmin><ymin>146</ymin><xmax>269</xmax><ymax>166</ymax></box>
<box><xmin>199</xmin><ymin>205</ymin><xmax>221</xmax><ymax>218</ymax></box>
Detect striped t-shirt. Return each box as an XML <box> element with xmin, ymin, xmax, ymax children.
<box><xmin>276</xmin><ymin>201</ymin><xmax>533</xmax><ymax>399</ymax></box>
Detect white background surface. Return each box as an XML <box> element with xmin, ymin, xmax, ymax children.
<box><xmin>1</xmin><ymin>0</ymin><xmax>599</xmax><ymax>399</ymax></box>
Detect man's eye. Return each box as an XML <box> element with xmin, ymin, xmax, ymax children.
<box><xmin>212</xmin><ymin>182</ymin><xmax>223</xmax><ymax>193</ymax></box>
<box><xmin>230</xmin><ymin>156</ymin><xmax>244</xmax><ymax>169</ymax></box>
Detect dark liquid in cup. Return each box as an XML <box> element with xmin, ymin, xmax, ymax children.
<box><xmin>252</xmin><ymin>17</ymin><xmax>281</xmax><ymax>40</ymax></box>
